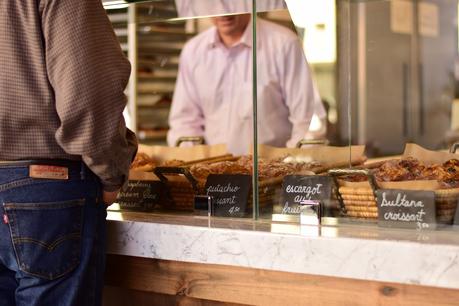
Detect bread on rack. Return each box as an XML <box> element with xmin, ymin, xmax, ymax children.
<box><xmin>371</xmin><ymin>157</ymin><xmax>459</xmax><ymax>188</ymax></box>
<box><xmin>189</xmin><ymin>155</ymin><xmax>322</xmax><ymax>181</ymax></box>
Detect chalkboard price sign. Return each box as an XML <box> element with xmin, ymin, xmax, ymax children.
<box><xmin>117</xmin><ymin>180</ymin><xmax>163</xmax><ymax>211</ymax></box>
<box><xmin>205</xmin><ymin>174</ymin><xmax>251</xmax><ymax>217</ymax></box>
<box><xmin>281</xmin><ymin>176</ymin><xmax>333</xmax><ymax>215</ymax></box>
<box><xmin>376</xmin><ymin>189</ymin><xmax>436</xmax><ymax>230</ymax></box>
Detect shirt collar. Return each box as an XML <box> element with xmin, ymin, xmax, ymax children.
<box><xmin>208</xmin><ymin>19</ymin><xmax>259</xmax><ymax>50</ymax></box>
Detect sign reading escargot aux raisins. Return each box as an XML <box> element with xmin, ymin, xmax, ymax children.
<box><xmin>205</xmin><ymin>174</ymin><xmax>251</xmax><ymax>217</ymax></box>
<box><xmin>281</xmin><ymin>176</ymin><xmax>333</xmax><ymax>215</ymax></box>
<box><xmin>117</xmin><ymin>180</ymin><xmax>163</xmax><ymax>211</ymax></box>
<box><xmin>376</xmin><ymin>189</ymin><xmax>436</xmax><ymax>230</ymax></box>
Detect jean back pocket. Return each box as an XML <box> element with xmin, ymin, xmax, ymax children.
<box><xmin>3</xmin><ymin>199</ymin><xmax>85</xmax><ymax>280</ymax></box>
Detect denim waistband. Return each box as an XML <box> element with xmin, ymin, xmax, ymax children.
<box><xmin>0</xmin><ymin>160</ymin><xmax>95</xmax><ymax>181</ymax></box>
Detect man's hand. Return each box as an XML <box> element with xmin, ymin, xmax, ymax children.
<box><xmin>103</xmin><ymin>190</ymin><xmax>120</xmax><ymax>206</ymax></box>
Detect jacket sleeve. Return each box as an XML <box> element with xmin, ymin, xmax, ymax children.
<box><xmin>40</xmin><ymin>0</ymin><xmax>138</xmax><ymax>191</ymax></box>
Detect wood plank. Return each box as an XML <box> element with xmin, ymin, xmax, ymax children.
<box><xmin>104</xmin><ymin>286</ymin><xmax>246</xmax><ymax>306</ymax></box>
<box><xmin>105</xmin><ymin>255</ymin><xmax>459</xmax><ymax>306</ymax></box>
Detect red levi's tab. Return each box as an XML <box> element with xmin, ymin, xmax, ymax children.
<box><xmin>29</xmin><ymin>165</ymin><xmax>69</xmax><ymax>180</ymax></box>
<box><xmin>3</xmin><ymin>214</ymin><xmax>8</xmax><ymax>224</ymax></box>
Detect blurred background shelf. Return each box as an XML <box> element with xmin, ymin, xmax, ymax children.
<box><xmin>107</xmin><ymin>4</ymin><xmax>192</xmax><ymax>144</ymax></box>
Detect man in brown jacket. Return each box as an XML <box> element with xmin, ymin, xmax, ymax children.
<box><xmin>0</xmin><ymin>1</ymin><xmax>137</xmax><ymax>305</ymax></box>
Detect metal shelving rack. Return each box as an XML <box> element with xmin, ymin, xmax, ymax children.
<box><xmin>106</xmin><ymin>2</ymin><xmax>195</xmax><ymax>144</ymax></box>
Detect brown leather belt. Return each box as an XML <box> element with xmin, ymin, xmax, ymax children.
<box><xmin>0</xmin><ymin>160</ymin><xmax>91</xmax><ymax>181</ymax></box>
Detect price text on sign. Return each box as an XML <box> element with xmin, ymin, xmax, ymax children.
<box><xmin>117</xmin><ymin>180</ymin><xmax>163</xmax><ymax>211</ymax></box>
<box><xmin>376</xmin><ymin>189</ymin><xmax>436</xmax><ymax>230</ymax></box>
<box><xmin>205</xmin><ymin>174</ymin><xmax>251</xmax><ymax>217</ymax></box>
<box><xmin>281</xmin><ymin>176</ymin><xmax>332</xmax><ymax>215</ymax></box>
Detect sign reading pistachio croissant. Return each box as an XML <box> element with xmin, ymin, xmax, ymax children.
<box><xmin>205</xmin><ymin>174</ymin><xmax>251</xmax><ymax>217</ymax></box>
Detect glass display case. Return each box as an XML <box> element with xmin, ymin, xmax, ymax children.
<box><xmin>102</xmin><ymin>3</ymin><xmax>459</xmax><ymax>304</ymax></box>
<box><xmin>334</xmin><ymin>0</ymin><xmax>459</xmax><ymax>230</ymax></box>
<box><xmin>104</xmin><ymin>0</ymin><xmax>459</xmax><ymax>231</ymax></box>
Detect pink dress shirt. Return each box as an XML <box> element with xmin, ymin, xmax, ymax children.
<box><xmin>168</xmin><ymin>18</ymin><xmax>324</xmax><ymax>155</ymax></box>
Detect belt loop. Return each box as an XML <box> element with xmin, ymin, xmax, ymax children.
<box><xmin>80</xmin><ymin>162</ymin><xmax>86</xmax><ymax>180</ymax></box>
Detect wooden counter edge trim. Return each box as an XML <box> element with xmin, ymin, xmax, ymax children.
<box><xmin>105</xmin><ymin>254</ymin><xmax>459</xmax><ymax>306</ymax></box>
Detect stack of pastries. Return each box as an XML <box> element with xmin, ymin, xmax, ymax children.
<box><xmin>373</xmin><ymin>157</ymin><xmax>459</xmax><ymax>188</ymax></box>
<box><xmin>340</xmin><ymin>157</ymin><xmax>459</xmax><ymax>188</ymax></box>
<box><xmin>338</xmin><ymin>157</ymin><xmax>459</xmax><ymax>220</ymax></box>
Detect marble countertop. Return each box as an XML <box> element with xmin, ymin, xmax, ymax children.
<box><xmin>106</xmin><ymin>210</ymin><xmax>459</xmax><ymax>290</ymax></box>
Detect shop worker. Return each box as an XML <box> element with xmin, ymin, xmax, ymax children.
<box><xmin>0</xmin><ymin>1</ymin><xmax>137</xmax><ymax>306</ymax></box>
<box><xmin>167</xmin><ymin>14</ymin><xmax>325</xmax><ymax>155</ymax></box>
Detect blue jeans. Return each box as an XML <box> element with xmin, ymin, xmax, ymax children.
<box><xmin>0</xmin><ymin>161</ymin><xmax>106</xmax><ymax>306</ymax></box>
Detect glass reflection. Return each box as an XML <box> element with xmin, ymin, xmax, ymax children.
<box><xmin>103</xmin><ymin>0</ymin><xmax>286</xmax><ymax>20</ymax></box>
<box><xmin>106</xmin><ymin>1</ymin><xmax>335</xmax><ymax>150</ymax></box>
<box><xmin>175</xmin><ymin>0</ymin><xmax>286</xmax><ymax>18</ymax></box>
<box><xmin>167</xmin><ymin>12</ymin><xmax>325</xmax><ymax>155</ymax></box>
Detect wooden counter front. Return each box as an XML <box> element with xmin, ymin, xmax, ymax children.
<box><xmin>104</xmin><ymin>254</ymin><xmax>459</xmax><ymax>306</ymax></box>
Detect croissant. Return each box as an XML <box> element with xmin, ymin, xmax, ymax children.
<box><xmin>130</xmin><ymin>152</ymin><xmax>157</xmax><ymax>172</ymax></box>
